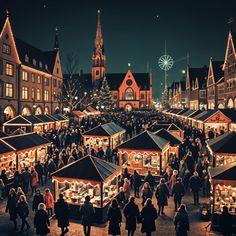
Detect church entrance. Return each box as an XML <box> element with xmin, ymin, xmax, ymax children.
<box><xmin>125</xmin><ymin>104</ymin><xmax>132</xmax><ymax>112</ymax></box>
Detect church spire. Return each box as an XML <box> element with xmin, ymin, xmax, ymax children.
<box><xmin>95</xmin><ymin>9</ymin><xmax>103</xmax><ymax>49</ymax></box>
<box><xmin>54</xmin><ymin>27</ymin><xmax>59</xmax><ymax>50</ymax></box>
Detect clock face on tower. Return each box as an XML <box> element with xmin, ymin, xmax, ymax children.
<box><xmin>126</xmin><ymin>79</ymin><xmax>133</xmax><ymax>86</ymax></box>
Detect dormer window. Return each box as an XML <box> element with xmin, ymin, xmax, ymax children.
<box><xmin>39</xmin><ymin>61</ymin><xmax>42</xmax><ymax>68</ymax></box>
<box><xmin>25</xmin><ymin>54</ymin><xmax>29</xmax><ymax>62</ymax></box>
<box><xmin>33</xmin><ymin>59</ymin><xmax>36</xmax><ymax>66</ymax></box>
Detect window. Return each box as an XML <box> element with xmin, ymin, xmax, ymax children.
<box><xmin>37</xmin><ymin>89</ymin><xmax>41</xmax><ymax>100</ymax></box>
<box><xmin>58</xmin><ymin>81</ymin><xmax>61</xmax><ymax>88</ymax></box>
<box><xmin>22</xmin><ymin>71</ymin><xmax>28</xmax><ymax>81</ymax></box>
<box><xmin>53</xmin><ymin>79</ymin><xmax>57</xmax><ymax>87</ymax></box>
<box><xmin>44</xmin><ymin>77</ymin><xmax>49</xmax><ymax>86</ymax></box>
<box><xmin>31</xmin><ymin>88</ymin><xmax>35</xmax><ymax>99</ymax></box>
<box><xmin>96</xmin><ymin>70</ymin><xmax>99</xmax><ymax>75</ymax></box>
<box><xmin>31</xmin><ymin>73</ymin><xmax>35</xmax><ymax>83</ymax></box>
<box><xmin>25</xmin><ymin>54</ymin><xmax>29</xmax><ymax>62</ymax></box>
<box><xmin>37</xmin><ymin>75</ymin><xmax>41</xmax><ymax>84</ymax></box>
<box><xmin>56</xmin><ymin>68</ymin><xmax>59</xmax><ymax>74</ymax></box>
<box><xmin>125</xmin><ymin>88</ymin><xmax>134</xmax><ymax>100</ymax></box>
<box><xmin>44</xmin><ymin>90</ymin><xmax>49</xmax><ymax>101</ymax></box>
<box><xmin>5</xmin><ymin>63</ymin><xmax>14</xmax><ymax>76</ymax></box>
<box><xmin>126</xmin><ymin>79</ymin><xmax>133</xmax><ymax>86</ymax></box>
<box><xmin>22</xmin><ymin>87</ymin><xmax>28</xmax><ymax>99</ymax></box>
<box><xmin>0</xmin><ymin>59</ymin><xmax>3</xmax><ymax>75</ymax></box>
<box><xmin>140</xmin><ymin>94</ymin><xmax>145</xmax><ymax>99</ymax></box>
<box><xmin>5</xmin><ymin>83</ymin><xmax>13</xmax><ymax>97</ymax></box>
<box><xmin>2</xmin><ymin>44</ymin><xmax>11</xmax><ymax>55</ymax></box>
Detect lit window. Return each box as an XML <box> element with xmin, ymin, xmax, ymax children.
<box><xmin>37</xmin><ymin>75</ymin><xmax>41</xmax><ymax>84</ymax></box>
<box><xmin>125</xmin><ymin>88</ymin><xmax>134</xmax><ymax>100</ymax></box>
<box><xmin>44</xmin><ymin>90</ymin><xmax>49</xmax><ymax>101</ymax></box>
<box><xmin>22</xmin><ymin>71</ymin><xmax>28</xmax><ymax>81</ymax></box>
<box><xmin>44</xmin><ymin>77</ymin><xmax>49</xmax><ymax>86</ymax></box>
<box><xmin>25</xmin><ymin>54</ymin><xmax>29</xmax><ymax>62</ymax></box>
<box><xmin>31</xmin><ymin>88</ymin><xmax>35</xmax><ymax>99</ymax></box>
<box><xmin>5</xmin><ymin>83</ymin><xmax>13</xmax><ymax>97</ymax></box>
<box><xmin>6</xmin><ymin>63</ymin><xmax>14</xmax><ymax>76</ymax></box>
<box><xmin>22</xmin><ymin>87</ymin><xmax>29</xmax><ymax>99</ymax></box>
<box><xmin>2</xmin><ymin>44</ymin><xmax>11</xmax><ymax>55</ymax></box>
<box><xmin>37</xmin><ymin>89</ymin><xmax>41</xmax><ymax>100</ymax></box>
<box><xmin>31</xmin><ymin>73</ymin><xmax>35</xmax><ymax>83</ymax></box>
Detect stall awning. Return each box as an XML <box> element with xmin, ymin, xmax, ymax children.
<box><xmin>177</xmin><ymin>109</ymin><xmax>189</xmax><ymax>116</ymax></box>
<box><xmin>24</xmin><ymin>115</ymin><xmax>44</xmax><ymax>125</ymax></box>
<box><xmin>34</xmin><ymin>114</ymin><xmax>55</xmax><ymax>123</ymax></box>
<box><xmin>1</xmin><ymin>132</ymin><xmax>51</xmax><ymax>152</ymax></box>
<box><xmin>52</xmin><ymin>155</ymin><xmax>120</xmax><ymax>183</ymax></box>
<box><xmin>188</xmin><ymin>110</ymin><xmax>204</xmax><ymax>118</ymax></box>
<box><xmin>209</xmin><ymin>162</ymin><xmax>236</xmax><ymax>181</ymax></box>
<box><xmin>155</xmin><ymin>129</ymin><xmax>183</xmax><ymax>146</ymax></box>
<box><xmin>83</xmin><ymin>122</ymin><xmax>125</xmax><ymax>137</ymax></box>
<box><xmin>207</xmin><ymin>132</ymin><xmax>236</xmax><ymax>155</ymax></box>
<box><xmin>180</xmin><ymin>109</ymin><xmax>196</xmax><ymax>117</ymax></box>
<box><xmin>0</xmin><ymin>140</ymin><xmax>15</xmax><ymax>156</ymax></box>
<box><xmin>117</xmin><ymin>130</ymin><xmax>169</xmax><ymax>151</ymax></box>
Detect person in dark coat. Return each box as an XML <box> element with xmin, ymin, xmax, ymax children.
<box><xmin>144</xmin><ymin>170</ymin><xmax>155</xmax><ymax>191</ymax></box>
<box><xmin>54</xmin><ymin>194</ymin><xmax>70</xmax><ymax>235</ymax></box>
<box><xmin>189</xmin><ymin>171</ymin><xmax>202</xmax><ymax>205</ymax></box>
<box><xmin>123</xmin><ymin>197</ymin><xmax>140</xmax><ymax>236</ymax></box>
<box><xmin>17</xmin><ymin>195</ymin><xmax>30</xmax><ymax>232</ymax></box>
<box><xmin>32</xmin><ymin>189</ymin><xmax>44</xmax><ymax>212</ymax></box>
<box><xmin>21</xmin><ymin>167</ymin><xmax>32</xmax><ymax>194</ymax></box>
<box><xmin>174</xmin><ymin>204</ymin><xmax>189</xmax><ymax>236</ymax></box>
<box><xmin>155</xmin><ymin>178</ymin><xmax>170</xmax><ymax>215</ymax></box>
<box><xmin>132</xmin><ymin>170</ymin><xmax>141</xmax><ymax>197</ymax></box>
<box><xmin>219</xmin><ymin>206</ymin><xmax>232</xmax><ymax>236</ymax></box>
<box><xmin>34</xmin><ymin>203</ymin><xmax>50</xmax><ymax>236</ymax></box>
<box><xmin>141</xmin><ymin>182</ymin><xmax>153</xmax><ymax>206</ymax></box>
<box><xmin>171</xmin><ymin>177</ymin><xmax>185</xmax><ymax>212</ymax></box>
<box><xmin>107</xmin><ymin>199</ymin><xmax>122</xmax><ymax>236</ymax></box>
<box><xmin>5</xmin><ymin>188</ymin><xmax>18</xmax><ymax>230</ymax></box>
<box><xmin>80</xmin><ymin>195</ymin><xmax>95</xmax><ymax>236</ymax></box>
<box><xmin>140</xmin><ymin>198</ymin><xmax>158</xmax><ymax>236</ymax></box>
<box><xmin>34</xmin><ymin>161</ymin><xmax>44</xmax><ymax>186</ymax></box>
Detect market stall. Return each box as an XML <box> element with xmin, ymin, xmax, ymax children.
<box><xmin>209</xmin><ymin>162</ymin><xmax>236</xmax><ymax>232</ymax></box>
<box><xmin>52</xmin><ymin>155</ymin><xmax>120</xmax><ymax>223</ymax></box>
<box><xmin>72</xmin><ymin>111</ymin><xmax>87</xmax><ymax>123</ymax></box>
<box><xmin>83</xmin><ymin>122</ymin><xmax>126</xmax><ymax>150</ymax></box>
<box><xmin>187</xmin><ymin>110</ymin><xmax>204</xmax><ymax>126</ymax></box>
<box><xmin>207</xmin><ymin>132</ymin><xmax>236</xmax><ymax>167</ymax></box>
<box><xmin>51</xmin><ymin>113</ymin><xmax>69</xmax><ymax>129</ymax></box>
<box><xmin>35</xmin><ymin>114</ymin><xmax>55</xmax><ymax>131</ymax></box>
<box><xmin>83</xmin><ymin>106</ymin><xmax>101</xmax><ymax>116</ymax></box>
<box><xmin>154</xmin><ymin>128</ymin><xmax>183</xmax><ymax>158</ymax></box>
<box><xmin>117</xmin><ymin>130</ymin><xmax>170</xmax><ymax>176</ymax></box>
<box><xmin>1</xmin><ymin>133</ymin><xmax>51</xmax><ymax>173</ymax></box>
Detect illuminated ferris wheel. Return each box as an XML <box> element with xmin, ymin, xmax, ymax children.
<box><xmin>158</xmin><ymin>54</ymin><xmax>173</xmax><ymax>71</ymax></box>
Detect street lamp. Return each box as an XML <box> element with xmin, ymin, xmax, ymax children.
<box><xmin>84</xmin><ymin>92</ymin><xmax>87</xmax><ymax>96</ymax></box>
<box><xmin>75</xmin><ymin>96</ymin><xmax>78</xmax><ymax>100</ymax></box>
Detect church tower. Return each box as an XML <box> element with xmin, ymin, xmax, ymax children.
<box><xmin>92</xmin><ymin>10</ymin><xmax>106</xmax><ymax>82</ymax></box>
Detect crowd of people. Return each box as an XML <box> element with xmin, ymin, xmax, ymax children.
<box><xmin>0</xmin><ymin>110</ymin><xmax>234</xmax><ymax>236</ymax></box>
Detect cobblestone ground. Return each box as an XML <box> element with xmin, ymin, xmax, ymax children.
<box><xmin>0</xmin><ymin>183</ymin><xmax>219</xmax><ymax>236</ymax></box>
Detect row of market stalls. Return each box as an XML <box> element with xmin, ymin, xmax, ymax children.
<box><xmin>3</xmin><ymin>114</ymin><xmax>68</xmax><ymax>134</ymax></box>
<box><xmin>0</xmin><ymin>132</ymin><xmax>51</xmax><ymax>179</ymax></box>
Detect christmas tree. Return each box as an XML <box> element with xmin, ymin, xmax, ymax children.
<box><xmin>98</xmin><ymin>77</ymin><xmax>115</xmax><ymax>111</ymax></box>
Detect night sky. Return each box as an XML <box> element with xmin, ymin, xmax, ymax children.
<box><xmin>1</xmin><ymin>0</ymin><xmax>236</xmax><ymax>99</ymax></box>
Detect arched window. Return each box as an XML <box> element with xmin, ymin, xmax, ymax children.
<box><xmin>227</xmin><ymin>98</ymin><xmax>234</xmax><ymax>108</ymax></box>
<box><xmin>125</xmin><ymin>88</ymin><xmax>134</xmax><ymax>100</ymax></box>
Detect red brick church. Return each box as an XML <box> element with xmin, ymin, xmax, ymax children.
<box><xmin>66</xmin><ymin>10</ymin><xmax>153</xmax><ymax>111</ymax></box>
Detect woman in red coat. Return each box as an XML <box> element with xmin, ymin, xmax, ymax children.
<box><xmin>43</xmin><ymin>189</ymin><xmax>54</xmax><ymax>217</ymax></box>
<box><xmin>31</xmin><ymin>168</ymin><xmax>38</xmax><ymax>196</ymax></box>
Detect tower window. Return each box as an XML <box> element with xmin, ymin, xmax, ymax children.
<box><xmin>125</xmin><ymin>88</ymin><xmax>134</xmax><ymax>100</ymax></box>
<box><xmin>96</xmin><ymin>70</ymin><xmax>99</xmax><ymax>75</ymax></box>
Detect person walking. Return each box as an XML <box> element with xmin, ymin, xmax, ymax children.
<box><xmin>21</xmin><ymin>167</ymin><xmax>32</xmax><ymax>195</ymax></box>
<box><xmin>171</xmin><ymin>177</ymin><xmax>185</xmax><ymax>212</ymax></box>
<box><xmin>5</xmin><ymin>188</ymin><xmax>18</xmax><ymax>230</ymax></box>
<box><xmin>17</xmin><ymin>195</ymin><xmax>30</xmax><ymax>232</ymax></box>
<box><xmin>189</xmin><ymin>171</ymin><xmax>202</xmax><ymax>205</ymax></box>
<box><xmin>54</xmin><ymin>193</ymin><xmax>70</xmax><ymax>235</ymax></box>
<box><xmin>141</xmin><ymin>182</ymin><xmax>153</xmax><ymax>206</ymax></box>
<box><xmin>32</xmin><ymin>189</ymin><xmax>44</xmax><ymax>212</ymax></box>
<box><xmin>144</xmin><ymin>170</ymin><xmax>155</xmax><ymax>191</ymax></box>
<box><xmin>31</xmin><ymin>167</ymin><xmax>39</xmax><ymax>196</ymax></box>
<box><xmin>219</xmin><ymin>206</ymin><xmax>232</xmax><ymax>236</ymax></box>
<box><xmin>123</xmin><ymin>178</ymin><xmax>131</xmax><ymax>203</ymax></box>
<box><xmin>80</xmin><ymin>195</ymin><xmax>95</xmax><ymax>236</ymax></box>
<box><xmin>35</xmin><ymin>161</ymin><xmax>44</xmax><ymax>186</ymax></box>
<box><xmin>140</xmin><ymin>198</ymin><xmax>158</xmax><ymax>236</ymax></box>
<box><xmin>123</xmin><ymin>196</ymin><xmax>140</xmax><ymax>236</ymax></box>
<box><xmin>34</xmin><ymin>203</ymin><xmax>50</xmax><ymax>236</ymax></box>
<box><xmin>107</xmin><ymin>199</ymin><xmax>122</xmax><ymax>236</ymax></box>
<box><xmin>44</xmin><ymin>189</ymin><xmax>54</xmax><ymax>217</ymax></box>
<box><xmin>155</xmin><ymin>178</ymin><xmax>170</xmax><ymax>215</ymax></box>
<box><xmin>174</xmin><ymin>204</ymin><xmax>190</xmax><ymax>236</ymax></box>
<box><xmin>132</xmin><ymin>170</ymin><xmax>141</xmax><ymax>198</ymax></box>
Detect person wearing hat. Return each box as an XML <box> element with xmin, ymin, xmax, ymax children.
<box><xmin>171</xmin><ymin>177</ymin><xmax>185</xmax><ymax>212</ymax></box>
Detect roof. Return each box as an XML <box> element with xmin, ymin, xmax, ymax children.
<box><xmin>52</xmin><ymin>155</ymin><xmax>119</xmax><ymax>182</ymax></box>
<box><xmin>207</xmin><ymin>131</ymin><xmax>236</xmax><ymax>154</ymax></box>
<box><xmin>34</xmin><ymin>114</ymin><xmax>54</xmax><ymax>123</ymax></box>
<box><xmin>211</xmin><ymin>61</ymin><xmax>224</xmax><ymax>83</ymax></box>
<box><xmin>219</xmin><ymin>109</ymin><xmax>236</xmax><ymax>122</ymax></box>
<box><xmin>117</xmin><ymin>130</ymin><xmax>169</xmax><ymax>151</ymax></box>
<box><xmin>2</xmin><ymin>133</ymin><xmax>51</xmax><ymax>151</ymax></box>
<box><xmin>4</xmin><ymin>115</ymin><xmax>31</xmax><ymax>125</ymax></box>
<box><xmin>167</xmin><ymin>124</ymin><xmax>182</xmax><ymax>131</ymax></box>
<box><xmin>147</xmin><ymin>123</ymin><xmax>171</xmax><ymax>132</ymax></box>
<box><xmin>188</xmin><ymin>67</ymin><xmax>208</xmax><ymax>89</ymax></box>
<box><xmin>180</xmin><ymin>109</ymin><xmax>196</xmax><ymax>117</ymax></box>
<box><xmin>24</xmin><ymin>115</ymin><xmax>44</xmax><ymax>124</ymax></box>
<box><xmin>14</xmin><ymin>37</ymin><xmax>56</xmax><ymax>74</ymax></box>
<box><xmin>193</xmin><ymin>110</ymin><xmax>217</xmax><ymax>122</ymax></box>
<box><xmin>72</xmin><ymin>111</ymin><xmax>87</xmax><ymax>117</ymax></box>
<box><xmin>155</xmin><ymin>129</ymin><xmax>182</xmax><ymax>146</ymax></box>
<box><xmin>0</xmin><ymin>140</ymin><xmax>14</xmax><ymax>155</ymax></box>
<box><xmin>52</xmin><ymin>113</ymin><xmax>68</xmax><ymax>121</ymax></box>
<box><xmin>177</xmin><ymin>109</ymin><xmax>189</xmax><ymax>115</ymax></box>
<box><xmin>83</xmin><ymin>122</ymin><xmax>125</xmax><ymax>136</ymax></box>
<box><xmin>209</xmin><ymin>162</ymin><xmax>236</xmax><ymax>181</ymax></box>
<box><xmin>188</xmin><ymin>110</ymin><xmax>204</xmax><ymax>118</ymax></box>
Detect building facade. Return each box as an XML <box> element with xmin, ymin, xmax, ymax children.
<box><xmin>0</xmin><ymin>16</ymin><xmax>62</xmax><ymax>121</ymax></box>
